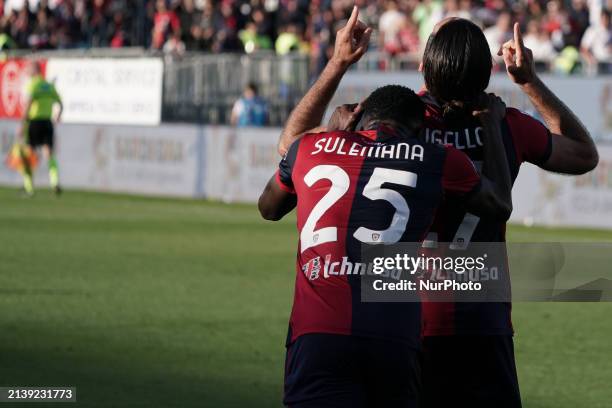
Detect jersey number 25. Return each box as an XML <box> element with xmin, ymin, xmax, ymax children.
<box><xmin>300</xmin><ymin>164</ymin><xmax>417</xmax><ymax>253</ymax></box>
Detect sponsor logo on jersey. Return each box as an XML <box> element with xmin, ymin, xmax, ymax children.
<box><xmin>301</xmin><ymin>254</ymin><xmax>401</xmax><ymax>280</ymax></box>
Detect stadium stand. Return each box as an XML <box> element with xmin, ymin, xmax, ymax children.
<box><xmin>0</xmin><ymin>0</ymin><xmax>610</xmax><ymax>73</ymax></box>
<box><xmin>0</xmin><ymin>0</ymin><xmax>609</xmax><ymax>125</ymax></box>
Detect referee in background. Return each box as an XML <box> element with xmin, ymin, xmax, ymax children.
<box><xmin>20</xmin><ymin>61</ymin><xmax>63</xmax><ymax>196</ymax></box>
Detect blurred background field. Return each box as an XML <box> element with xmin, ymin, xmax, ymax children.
<box><xmin>0</xmin><ymin>187</ymin><xmax>610</xmax><ymax>408</ymax></box>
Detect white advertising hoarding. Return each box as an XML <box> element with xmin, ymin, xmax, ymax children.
<box><xmin>510</xmin><ymin>146</ymin><xmax>612</xmax><ymax>229</ymax></box>
<box><xmin>203</xmin><ymin>126</ymin><xmax>279</xmax><ymax>203</ymax></box>
<box><xmin>45</xmin><ymin>58</ymin><xmax>163</xmax><ymax>126</ymax></box>
<box><xmin>0</xmin><ymin>121</ymin><xmax>202</xmax><ymax>197</ymax></box>
<box><xmin>58</xmin><ymin>124</ymin><xmax>201</xmax><ymax>196</ymax></box>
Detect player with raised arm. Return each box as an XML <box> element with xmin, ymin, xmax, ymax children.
<box><xmin>416</xmin><ymin>19</ymin><xmax>599</xmax><ymax>408</ymax></box>
<box><xmin>277</xmin><ymin>16</ymin><xmax>599</xmax><ymax>407</ymax></box>
<box><xmin>259</xmin><ymin>8</ymin><xmax>512</xmax><ymax>407</ymax></box>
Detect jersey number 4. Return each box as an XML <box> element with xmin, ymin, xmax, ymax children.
<box><xmin>300</xmin><ymin>164</ymin><xmax>417</xmax><ymax>253</ymax></box>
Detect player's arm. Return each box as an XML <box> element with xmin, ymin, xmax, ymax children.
<box><xmin>499</xmin><ymin>22</ymin><xmax>598</xmax><ymax>174</ymax></box>
<box><xmin>465</xmin><ymin>94</ymin><xmax>513</xmax><ymax>220</ymax></box>
<box><xmin>258</xmin><ymin>176</ymin><xmax>297</xmax><ymax>221</ymax></box>
<box><xmin>259</xmin><ymin>141</ymin><xmax>299</xmax><ymax>221</ymax></box>
<box><xmin>53</xmin><ymin>86</ymin><xmax>63</xmax><ymax>123</ymax></box>
<box><xmin>277</xmin><ymin>6</ymin><xmax>372</xmax><ymax>156</ymax></box>
<box><xmin>56</xmin><ymin>99</ymin><xmax>63</xmax><ymax>123</ymax></box>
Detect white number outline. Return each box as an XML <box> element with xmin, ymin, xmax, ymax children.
<box><xmin>300</xmin><ymin>165</ymin><xmax>350</xmax><ymax>253</ymax></box>
<box><xmin>353</xmin><ymin>167</ymin><xmax>417</xmax><ymax>244</ymax></box>
<box><xmin>300</xmin><ymin>165</ymin><xmax>417</xmax><ymax>252</ymax></box>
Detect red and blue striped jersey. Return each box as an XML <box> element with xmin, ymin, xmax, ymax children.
<box><xmin>276</xmin><ymin>126</ymin><xmax>481</xmax><ymax>347</ymax></box>
<box><xmin>419</xmin><ymin>91</ymin><xmax>553</xmax><ymax>336</ymax></box>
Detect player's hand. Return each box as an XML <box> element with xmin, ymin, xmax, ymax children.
<box><xmin>497</xmin><ymin>23</ymin><xmax>536</xmax><ymax>85</ymax></box>
<box><xmin>328</xmin><ymin>103</ymin><xmax>363</xmax><ymax>131</ymax></box>
<box><xmin>473</xmin><ymin>93</ymin><xmax>506</xmax><ymax>122</ymax></box>
<box><xmin>331</xmin><ymin>6</ymin><xmax>373</xmax><ymax>70</ymax></box>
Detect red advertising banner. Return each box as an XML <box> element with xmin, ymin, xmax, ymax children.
<box><xmin>0</xmin><ymin>59</ymin><xmax>47</xmax><ymax>119</ymax></box>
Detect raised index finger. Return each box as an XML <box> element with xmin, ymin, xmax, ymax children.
<box><xmin>513</xmin><ymin>22</ymin><xmax>524</xmax><ymax>60</ymax></box>
<box><xmin>346</xmin><ymin>5</ymin><xmax>359</xmax><ymax>31</ymax></box>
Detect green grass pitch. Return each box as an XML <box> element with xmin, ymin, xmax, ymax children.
<box><xmin>0</xmin><ymin>187</ymin><xmax>610</xmax><ymax>407</ymax></box>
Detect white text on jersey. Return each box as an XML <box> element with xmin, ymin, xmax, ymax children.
<box><xmin>424</xmin><ymin>127</ymin><xmax>484</xmax><ymax>149</ymax></box>
<box><xmin>311</xmin><ymin>137</ymin><xmax>424</xmax><ymax>162</ymax></box>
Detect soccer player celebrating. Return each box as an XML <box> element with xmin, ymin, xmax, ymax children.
<box><xmin>19</xmin><ymin>61</ymin><xmax>63</xmax><ymax>196</ymax></box>
<box><xmin>259</xmin><ymin>7</ymin><xmax>513</xmax><ymax>407</ymax></box>
<box><xmin>415</xmin><ymin>19</ymin><xmax>598</xmax><ymax>408</ymax></box>
<box><xmin>278</xmin><ymin>17</ymin><xmax>599</xmax><ymax>408</ymax></box>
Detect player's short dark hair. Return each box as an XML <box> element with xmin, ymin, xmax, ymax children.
<box><xmin>246</xmin><ymin>82</ymin><xmax>258</xmax><ymax>94</ymax></box>
<box><xmin>423</xmin><ymin>18</ymin><xmax>492</xmax><ymax>122</ymax></box>
<box><xmin>361</xmin><ymin>85</ymin><xmax>425</xmax><ymax>132</ymax></box>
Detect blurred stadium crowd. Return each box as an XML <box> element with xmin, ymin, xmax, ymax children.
<box><xmin>0</xmin><ymin>0</ymin><xmax>610</xmax><ymax>73</ymax></box>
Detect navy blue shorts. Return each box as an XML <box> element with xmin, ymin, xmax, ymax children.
<box><xmin>421</xmin><ymin>335</ymin><xmax>522</xmax><ymax>408</ymax></box>
<box><xmin>284</xmin><ymin>333</ymin><xmax>420</xmax><ymax>408</ymax></box>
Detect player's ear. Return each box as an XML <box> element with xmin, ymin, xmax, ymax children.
<box><xmin>418</xmin><ymin>62</ymin><xmax>423</xmax><ymax>72</ymax></box>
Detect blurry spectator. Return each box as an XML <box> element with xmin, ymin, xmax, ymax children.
<box><xmin>28</xmin><ymin>8</ymin><xmax>52</xmax><ymax>49</ymax></box>
<box><xmin>543</xmin><ymin>0</ymin><xmax>570</xmax><ymax>50</ymax></box>
<box><xmin>239</xmin><ymin>21</ymin><xmax>272</xmax><ymax>53</ymax></box>
<box><xmin>278</xmin><ymin>0</ymin><xmax>305</xmax><ymax>27</ymax></box>
<box><xmin>231</xmin><ymin>82</ymin><xmax>268</xmax><ymax>127</ymax></box>
<box><xmin>213</xmin><ymin>27</ymin><xmax>241</xmax><ymax>52</ymax></box>
<box><xmin>474</xmin><ymin>0</ymin><xmax>500</xmax><ymax>26</ymax></box>
<box><xmin>554</xmin><ymin>44</ymin><xmax>581</xmax><ymax>73</ymax></box>
<box><xmin>379</xmin><ymin>1</ymin><xmax>406</xmax><ymax>52</ymax></box>
<box><xmin>581</xmin><ymin>9</ymin><xmax>612</xmax><ymax>72</ymax></box>
<box><xmin>11</xmin><ymin>6</ymin><xmax>31</xmax><ymax>47</ymax></box>
<box><xmin>524</xmin><ymin>19</ymin><xmax>557</xmax><ymax>62</ymax></box>
<box><xmin>163</xmin><ymin>29</ymin><xmax>185</xmax><ymax>57</ymax></box>
<box><xmin>0</xmin><ymin>21</ymin><xmax>16</xmax><ymax>50</ymax></box>
<box><xmin>568</xmin><ymin>0</ymin><xmax>590</xmax><ymax>46</ymax></box>
<box><xmin>251</xmin><ymin>7</ymin><xmax>273</xmax><ymax>41</ymax></box>
<box><xmin>178</xmin><ymin>0</ymin><xmax>198</xmax><ymax>38</ymax></box>
<box><xmin>151</xmin><ymin>0</ymin><xmax>179</xmax><ymax>49</ymax></box>
<box><xmin>55</xmin><ymin>0</ymin><xmax>83</xmax><ymax>48</ymax></box>
<box><xmin>275</xmin><ymin>23</ymin><xmax>300</xmax><ymax>55</ymax></box>
<box><xmin>384</xmin><ymin>15</ymin><xmax>420</xmax><ymax>55</ymax></box>
<box><xmin>444</xmin><ymin>0</ymin><xmax>471</xmax><ymax>20</ymax></box>
<box><xmin>108</xmin><ymin>9</ymin><xmax>130</xmax><ymax>48</ymax></box>
<box><xmin>192</xmin><ymin>0</ymin><xmax>220</xmax><ymax>51</ymax></box>
<box><xmin>218</xmin><ymin>1</ymin><xmax>237</xmax><ymax>33</ymax></box>
<box><xmin>485</xmin><ymin>11</ymin><xmax>513</xmax><ymax>58</ymax></box>
<box><xmin>413</xmin><ymin>0</ymin><xmax>444</xmax><ymax>49</ymax></box>
<box><xmin>526</xmin><ymin>0</ymin><xmax>545</xmax><ymax>22</ymax></box>
<box><xmin>458</xmin><ymin>0</ymin><xmax>478</xmax><ymax>22</ymax></box>
<box><xmin>87</xmin><ymin>0</ymin><xmax>110</xmax><ymax>47</ymax></box>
